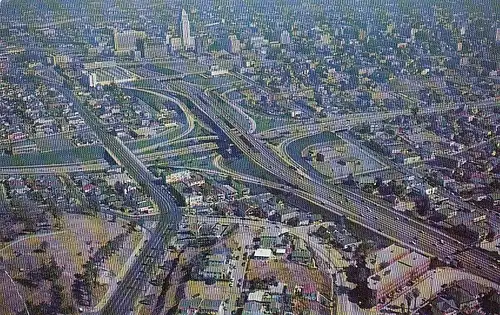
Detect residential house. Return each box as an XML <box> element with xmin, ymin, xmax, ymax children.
<box><xmin>290</xmin><ymin>248</ymin><xmax>312</xmax><ymax>265</ymax></box>
<box><xmin>276</xmin><ymin>207</ymin><xmax>299</xmax><ymax>223</ymax></box>
<box><xmin>201</xmin><ymin>264</ymin><xmax>231</xmax><ymax>281</ymax></box>
<box><xmin>302</xmin><ymin>283</ymin><xmax>318</xmax><ymax>301</ymax></box>
<box><xmin>430</xmin><ymin>296</ymin><xmax>459</xmax><ymax>315</ymax></box>
<box><xmin>243</xmin><ymin>301</ymin><xmax>265</xmax><ymax>315</ymax></box>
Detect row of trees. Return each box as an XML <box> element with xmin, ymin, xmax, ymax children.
<box><xmin>76</xmin><ymin>233</ymin><xmax>127</xmax><ymax>305</ymax></box>
<box><xmin>20</xmin><ymin>257</ymin><xmax>75</xmax><ymax>315</ymax></box>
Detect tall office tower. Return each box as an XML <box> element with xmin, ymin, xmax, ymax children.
<box><xmin>228</xmin><ymin>35</ymin><xmax>241</xmax><ymax>54</ymax></box>
<box><xmin>195</xmin><ymin>35</ymin><xmax>207</xmax><ymax>54</ymax></box>
<box><xmin>179</xmin><ymin>9</ymin><xmax>191</xmax><ymax>49</ymax></box>
<box><xmin>114</xmin><ymin>30</ymin><xmax>146</xmax><ymax>52</ymax></box>
<box><xmin>496</xmin><ymin>28</ymin><xmax>500</xmax><ymax>42</ymax></box>
<box><xmin>280</xmin><ymin>30</ymin><xmax>291</xmax><ymax>45</ymax></box>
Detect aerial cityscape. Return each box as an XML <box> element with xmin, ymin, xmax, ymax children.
<box><xmin>0</xmin><ymin>0</ymin><xmax>499</xmax><ymax>315</ymax></box>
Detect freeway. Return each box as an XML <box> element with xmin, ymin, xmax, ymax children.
<box><xmin>258</xmin><ymin>97</ymin><xmax>499</xmax><ymax>139</ymax></box>
<box><xmin>140</xmin><ymin>81</ymin><xmax>499</xmax><ymax>284</ymax></box>
<box><xmin>138</xmin><ymin>142</ymin><xmax>219</xmax><ymax>162</ymax></box>
<box><xmin>54</xmin><ymin>84</ymin><xmax>183</xmax><ymax>315</ymax></box>
<box><xmin>0</xmin><ymin>160</ymin><xmax>110</xmax><ymax>174</ymax></box>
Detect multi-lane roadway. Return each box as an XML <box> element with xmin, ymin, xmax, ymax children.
<box><xmin>54</xmin><ymin>85</ymin><xmax>182</xmax><ymax>315</ymax></box>
<box><xmin>139</xmin><ymin>81</ymin><xmax>499</xmax><ymax>284</ymax></box>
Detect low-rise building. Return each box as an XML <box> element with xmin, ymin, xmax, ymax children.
<box><xmin>254</xmin><ymin>248</ymin><xmax>273</xmax><ymax>260</ymax></box>
<box><xmin>366</xmin><ymin>244</ymin><xmax>410</xmax><ymax>273</ymax></box>
<box><xmin>201</xmin><ymin>264</ymin><xmax>231</xmax><ymax>281</ymax></box>
<box><xmin>368</xmin><ymin>251</ymin><xmax>430</xmax><ymax>305</ymax></box>
<box><xmin>165</xmin><ymin>170</ymin><xmax>191</xmax><ymax>184</ymax></box>
<box><xmin>178</xmin><ymin>298</ymin><xmax>225</xmax><ymax>315</ymax></box>
<box><xmin>290</xmin><ymin>248</ymin><xmax>312</xmax><ymax>265</ymax></box>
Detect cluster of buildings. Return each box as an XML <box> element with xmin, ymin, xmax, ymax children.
<box><xmin>354</xmin><ymin>104</ymin><xmax>499</xmax><ymax>244</ymax></box>
<box><xmin>0</xmin><ymin>80</ymin><xmax>87</xmax><ymax>154</ymax></box>
<box><xmin>178</xmin><ymin>297</ymin><xmax>226</xmax><ymax>315</ymax></box>
<box><xmin>165</xmin><ymin>170</ymin><xmax>244</xmax><ymax>208</ymax></box>
<box><xmin>314</xmin><ymin>223</ymin><xmax>361</xmax><ymax>252</ymax></box>
<box><xmin>233</xmin><ymin>193</ymin><xmax>322</xmax><ymax>226</ymax></box>
<box><xmin>83</xmin><ymin>83</ymin><xmax>177</xmax><ymax>140</ymax></box>
<box><xmin>420</xmin><ymin>279</ymin><xmax>499</xmax><ymax>315</ymax></box>
<box><xmin>0</xmin><ymin>174</ymin><xmax>69</xmax><ymax>238</ymax></box>
<box><xmin>72</xmin><ymin>170</ymin><xmax>155</xmax><ymax>215</ymax></box>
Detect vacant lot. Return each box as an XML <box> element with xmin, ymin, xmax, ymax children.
<box><xmin>0</xmin><ymin>212</ymin><xmax>138</xmax><ymax>315</ymax></box>
<box><xmin>247</xmin><ymin>259</ymin><xmax>331</xmax><ymax>297</ymax></box>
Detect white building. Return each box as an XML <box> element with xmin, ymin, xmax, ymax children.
<box><xmin>169</xmin><ymin>37</ymin><xmax>182</xmax><ymax>52</ymax></box>
<box><xmin>179</xmin><ymin>9</ymin><xmax>193</xmax><ymax>50</ymax></box>
<box><xmin>165</xmin><ymin>170</ymin><xmax>191</xmax><ymax>184</ymax></box>
<box><xmin>254</xmin><ymin>248</ymin><xmax>272</xmax><ymax>260</ymax></box>
<box><xmin>280</xmin><ymin>30</ymin><xmax>291</xmax><ymax>45</ymax></box>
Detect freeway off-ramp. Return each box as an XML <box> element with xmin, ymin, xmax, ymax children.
<box><xmin>55</xmin><ymin>85</ymin><xmax>182</xmax><ymax>315</ymax></box>
<box><xmin>35</xmin><ymin>72</ymin><xmax>498</xmax><ymax>314</ymax></box>
<box><xmin>141</xmin><ymin>81</ymin><xmax>499</xmax><ymax>284</ymax></box>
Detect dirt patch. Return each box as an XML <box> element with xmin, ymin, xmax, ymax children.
<box><xmin>0</xmin><ymin>212</ymin><xmax>130</xmax><ymax>314</ymax></box>
<box><xmin>247</xmin><ymin>259</ymin><xmax>331</xmax><ymax>297</ymax></box>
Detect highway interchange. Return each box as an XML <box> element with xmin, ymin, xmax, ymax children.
<box><xmin>133</xmin><ymin>78</ymin><xmax>499</xmax><ymax>284</ymax></box>
<box><xmin>29</xmin><ymin>68</ymin><xmax>499</xmax><ymax>314</ymax></box>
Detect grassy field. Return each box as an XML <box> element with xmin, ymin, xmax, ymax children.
<box><xmin>0</xmin><ymin>145</ymin><xmax>106</xmax><ymax>167</ymax></box>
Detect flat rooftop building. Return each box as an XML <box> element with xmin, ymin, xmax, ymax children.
<box><xmin>368</xmin><ymin>251</ymin><xmax>430</xmax><ymax>305</ymax></box>
<box><xmin>366</xmin><ymin>244</ymin><xmax>410</xmax><ymax>273</ymax></box>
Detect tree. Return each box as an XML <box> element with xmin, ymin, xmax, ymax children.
<box><xmin>39</xmin><ymin>241</ymin><xmax>49</xmax><ymax>253</ymax></box>
<box><xmin>354</xmin><ymin>241</ymin><xmax>375</xmax><ymax>259</ymax></box>
<box><xmin>411</xmin><ymin>105</ymin><xmax>420</xmax><ymax>117</ymax></box>
<box><xmin>411</xmin><ymin>287</ymin><xmax>420</xmax><ymax>309</ymax></box>
<box><xmin>404</xmin><ymin>292</ymin><xmax>413</xmax><ymax>313</ymax></box>
<box><xmin>416</xmin><ymin>196</ymin><xmax>432</xmax><ymax>216</ymax></box>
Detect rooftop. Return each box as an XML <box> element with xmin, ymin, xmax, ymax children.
<box><xmin>254</xmin><ymin>248</ymin><xmax>273</xmax><ymax>258</ymax></box>
<box><xmin>366</xmin><ymin>244</ymin><xmax>409</xmax><ymax>271</ymax></box>
<box><xmin>368</xmin><ymin>251</ymin><xmax>429</xmax><ymax>291</ymax></box>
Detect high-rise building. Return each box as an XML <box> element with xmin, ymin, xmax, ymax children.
<box><xmin>0</xmin><ymin>56</ymin><xmax>9</xmax><ymax>74</ymax></box>
<box><xmin>170</xmin><ymin>37</ymin><xmax>182</xmax><ymax>52</ymax></box>
<box><xmin>228</xmin><ymin>35</ymin><xmax>241</xmax><ymax>54</ymax></box>
<box><xmin>496</xmin><ymin>28</ymin><xmax>500</xmax><ymax>42</ymax></box>
<box><xmin>179</xmin><ymin>9</ymin><xmax>192</xmax><ymax>49</ymax></box>
<box><xmin>280</xmin><ymin>30</ymin><xmax>291</xmax><ymax>45</ymax></box>
<box><xmin>114</xmin><ymin>30</ymin><xmax>146</xmax><ymax>52</ymax></box>
<box><xmin>195</xmin><ymin>35</ymin><xmax>207</xmax><ymax>54</ymax></box>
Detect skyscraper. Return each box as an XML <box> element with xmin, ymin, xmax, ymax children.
<box><xmin>179</xmin><ymin>9</ymin><xmax>191</xmax><ymax>49</ymax></box>
<box><xmin>280</xmin><ymin>30</ymin><xmax>291</xmax><ymax>45</ymax></box>
<box><xmin>113</xmin><ymin>29</ymin><xmax>146</xmax><ymax>52</ymax></box>
<box><xmin>228</xmin><ymin>35</ymin><xmax>241</xmax><ymax>54</ymax></box>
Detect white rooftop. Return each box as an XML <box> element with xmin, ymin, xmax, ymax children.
<box><xmin>254</xmin><ymin>248</ymin><xmax>272</xmax><ymax>258</ymax></box>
